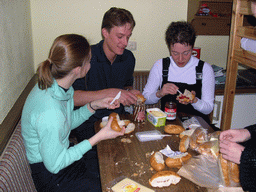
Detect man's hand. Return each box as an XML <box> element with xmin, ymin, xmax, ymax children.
<box><xmin>220</xmin><ymin>129</ymin><xmax>251</xmax><ymax>143</ymax></box>
<box><xmin>219</xmin><ymin>139</ymin><xmax>245</xmax><ymax>164</ymax></box>
<box><xmin>119</xmin><ymin>89</ymin><xmax>140</xmax><ymax>106</ymax></box>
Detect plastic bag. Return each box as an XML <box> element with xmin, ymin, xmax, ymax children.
<box><xmin>218</xmin><ymin>154</ymin><xmax>240</xmax><ymax>188</ymax></box>
<box><xmin>177</xmin><ymin>155</ymin><xmax>223</xmax><ymax>189</ymax></box>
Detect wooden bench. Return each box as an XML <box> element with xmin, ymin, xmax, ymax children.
<box><xmin>0</xmin><ymin>75</ymin><xmax>37</xmax><ymax>192</ymax></box>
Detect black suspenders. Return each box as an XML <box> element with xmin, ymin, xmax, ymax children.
<box><xmin>196</xmin><ymin>60</ymin><xmax>204</xmax><ymax>84</ymax></box>
<box><xmin>162</xmin><ymin>57</ymin><xmax>204</xmax><ymax>86</ymax></box>
<box><xmin>162</xmin><ymin>57</ymin><xmax>171</xmax><ymax>85</ymax></box>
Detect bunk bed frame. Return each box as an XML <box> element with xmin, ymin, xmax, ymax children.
<box><xmin>221</xmin><ymin>0</ymin><xmax>256</xmax><ymax>130</ymax></box>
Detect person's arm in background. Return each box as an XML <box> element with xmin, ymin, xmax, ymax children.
<box><xmin>239</xmin><ymin>124</ymin><xmax>256</xmax><ymax>191</ymax></box>
<box><xmin>219</xmin><ymin>128</ymin><xmax>251</xmax><ymax>164</ymax></box>
<box><xmin>73</xmin><ymin>77</ymin><xmax>140</xmax><ymax>107</ymax></box>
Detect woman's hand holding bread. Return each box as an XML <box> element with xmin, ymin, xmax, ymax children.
<box><xmin>89</xmin><ymin>116</ymin><xmax>125</xmax><ymax>146</ymax></box>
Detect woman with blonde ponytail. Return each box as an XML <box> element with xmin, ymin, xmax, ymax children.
<box><xmin>21</xmin><ymin>34</ymin><xmax>124</xmax><ymax>192</ymax></box>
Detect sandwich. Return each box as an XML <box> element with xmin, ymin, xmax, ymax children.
<box><xmin>177</xmin><ymin>89</ymin><xmax>195</xmax><ymax>102</ymax></box>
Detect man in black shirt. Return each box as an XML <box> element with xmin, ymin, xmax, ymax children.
<box><xmin>72</xmin><ymin>7</ymin><xmax>140</xmax><ymax>142</ymax></box>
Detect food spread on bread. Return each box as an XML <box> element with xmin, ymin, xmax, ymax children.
<box><xmin>100</xmin><ymin>112</ymin><xmax>136</xmax><ymax>134</ymax></box>
<box><xmin>177</xmin><ymin>89</ymin><xmax>195</xmax><ymax>102</ymax></box>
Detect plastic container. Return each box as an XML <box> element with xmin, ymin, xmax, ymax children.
<box><xmin>146</xmin><ymin>108</ymin><xmax>167</xmax><ymax>127</ymax></box>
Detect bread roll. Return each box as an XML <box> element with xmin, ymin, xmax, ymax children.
<box><xmin>150</xmin><ymin>152</ymin><xmax>165</xmax><ymax>171</ymax></box>
<box><xmin>231</xmin><ymin>162</ymin><xmax>240</xmax><ymax>183</ymax></box>
<box><xmin>111</xmin><ymin>119</ymin><xmax>122</xmax><ymax>132</ymax></box>
<box><xmin>179</xmin><ymin>135</ymin><xmax>190</xmax><ymax>152</ymax></box>
<box><xmin>164</xmin><ymin>124</ymin><xmax>185</xmax><ymax>134</ymax></box>
<box><xmin>109</xmin><ymin>112</ymin><xmax>120</xmax><ymax>121</ymax></box>
<box><xmin>149</xmin><ymin>171</ymin><xmax>181</xmax><ymax>188</ymax></box>
<box><xmin>123</xmin><ymin>120</ymin><xmax>131</xmax><ymax>126</ymax></box>
<box><xmin>198</xmin><ymin>141</ymin><xmax>212</xmax><ymax>154</ymax></box>
<box><xmin>208</xmin><ymin>131</ymin><xmax>221</xmax><ymax>141</ymax></box>
<box><xmin>219</xmin><ymin>154</ymin><xmax>240</xmax><ymax>186</ymax></box>
<box><xmin>109</xmin><ymin>112</ymin><xmax>122</xmax><ymax>132</ymax></box>
<box><xmin>189</xmin><ymin>127</ymin><xmax>208</xmax><ymax>150</ymax></box>
<box><xmin>125</xmin><ymin>123</ymin><xmax>135</xmax><ymax>134</ymax></box>
<box><xmin>195</xmin><ymin>128</ymin><xmax>208</xmax><ymax>144</ymax></box>
<box><xmin>179</xmin><ymin>128</ymin><xmax>196</xmax><ymax>138</ymax></box>
<box><xmin>165</xmin><ymin>152</ymin><xmax>192</xmax><ymax>168</ymax></box>
<box><xmin>136</xmin><ymin>94</ymin><xmax>146</xmax><ymax>104</ymax></box>
<box><xmin>219</xmin><ymin>154</ymin><xmax>230</xmax><ymax>187</ymax></box>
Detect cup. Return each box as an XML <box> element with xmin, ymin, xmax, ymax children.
<box><xmin>192</xmin><ymin>47</ymin><xmax>201</xmax><ymax>59</ymax></box>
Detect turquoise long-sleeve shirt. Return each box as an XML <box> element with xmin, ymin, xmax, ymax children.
<box><xmin>21</xmin><ymin>79</ymin><xmax>95</xmax><ymax>174</ymax></box>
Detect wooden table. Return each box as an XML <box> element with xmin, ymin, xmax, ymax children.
<box><xmin>95</xmin><ymin>114</ymin><xmax>214</xmax><ymax>192</ymax></box>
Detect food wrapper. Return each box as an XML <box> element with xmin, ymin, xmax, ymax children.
<box><xmin>160</xmin><ymin>145</ymin><xmax>185</xmax><ymax>158</ymax></box>
<box><xmin>177</xmin><ymin>154</ymin><xmax>242</xmax><ymax>190</ymax></box>
<box><xmin>218</xmin><ymin>154</ymin><xmax>240</xmax><ymax>188</ymax></box>
<box><xmin>178</xmin><ymin>128</ymin><xmax>241</xmax><ymax>190</ymax></box>
<box><xmin>178</xmin><ymin>155</ymin><xmax>222</xmax><ymax>189</ymax></box>
<box><xmin>111</xmin><ymin>177</ymin><xmax>154</xmax><ymax>192</ymax></box>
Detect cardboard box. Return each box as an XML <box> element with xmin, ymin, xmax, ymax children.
<box><xmin>146</xmin><ymin>108</ymin><xmax>166</xmax><ymax>127</ymax></box>
<box><xmin>191</xmin><ymin>1</ymin><xmax>232</xmax><ymax>35</ymax></box>
<box><xmin>198</xmin><ymin>1</ymin><xmax>232</xmax><ymax>16</ymax></box>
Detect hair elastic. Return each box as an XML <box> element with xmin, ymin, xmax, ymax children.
<box><xmin>89</xmin><ymin>102</ymin><xmax>96</xmax><ymax>111</ymax></box>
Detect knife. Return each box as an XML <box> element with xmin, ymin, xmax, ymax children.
<box><xmin>139</xmin><ymin>134</ymin><xmax>172</xmax><ymax>138</ymax></box>
<box><xmin>177</xmin><ymin>89</ymin><xmax>182</xmax><ymax>94</ymax></box>
<box><xmin>110</xmin><ymin>91</ymin><xmax>121</xmax><ymax>105</ymax></box>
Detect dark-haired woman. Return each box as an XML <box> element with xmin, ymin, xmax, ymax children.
<box><xmin>143</xmin><ymin>21</ymin><xmax>215</xmax><ymax>123</ymax></box>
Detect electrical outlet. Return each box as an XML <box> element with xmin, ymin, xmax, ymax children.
<box><xmin>126</xmin><ymin>41</ymin><xmax>137</xmax><ymax>51</ymax></box>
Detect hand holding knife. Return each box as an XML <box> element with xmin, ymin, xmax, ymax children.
<box><xmin>110</xmin><ymin>91</ymin><xmax>121</xmax><ymax>105</ymax></box>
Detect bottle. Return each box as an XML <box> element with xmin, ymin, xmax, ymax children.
<box><xmin>165</xmin><ymin>101</ymin><xmax>177</xmax><ymax>120</ymax></box>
